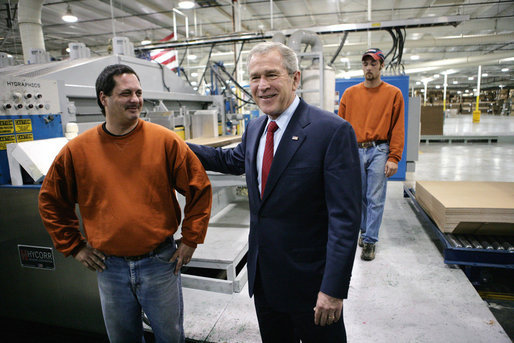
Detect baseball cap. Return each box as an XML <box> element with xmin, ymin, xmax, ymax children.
<box><xmin>362</xmin><ymin>48</ymin><xmax>385</xmax><ymax>62</ymax></box>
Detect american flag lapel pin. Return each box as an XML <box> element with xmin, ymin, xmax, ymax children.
<box><xmin>292</xmin><ymin>136</ymin><xmax>299</xmax><ymax>141</ymax></box>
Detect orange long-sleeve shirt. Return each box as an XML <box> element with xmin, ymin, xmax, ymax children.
<box><xmin>39</xmin><ymin>119</ymin><xmax>212</xmax><ymax>257</ymax></box>
<box><xmin>338</xmin><ymin>82</ymin><xmax>405</xmax><ymax>163</ymax></box>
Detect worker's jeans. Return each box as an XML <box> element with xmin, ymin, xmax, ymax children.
<box><xmin>96</xmin><ymin>239</ymin><xmax>184</xmax><ymax>343</ymax></box>
<box><xmin>359</xmin><ymin>143</ymin><xmax>389</xmax><ymax>244</ymax></box>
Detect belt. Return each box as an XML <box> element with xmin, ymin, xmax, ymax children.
<box><xmin>358</xmin><ymin>140</ymin><xmax>388</xmax><ymax>149</ymax></box>
<box><xmin>116</xmin><ymin>237</ymin><xmax>172</xmax><ymax>261</ymax></box>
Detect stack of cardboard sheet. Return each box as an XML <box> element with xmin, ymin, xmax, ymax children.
<box><xmin>415</xmin><ymin>181</ymin><xmax>514</xmax><ymax>235</ymax></box>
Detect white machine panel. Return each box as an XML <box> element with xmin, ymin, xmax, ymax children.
<box><xmin>0</xmin><ymin>77</ymin><xmax>61</xmax><ymax>115</ymax></box>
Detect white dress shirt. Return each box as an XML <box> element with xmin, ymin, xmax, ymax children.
<box><xmin>257</xmin><ymin>96</ymin><xmax>300</xmax><ymax>196</ymax></box>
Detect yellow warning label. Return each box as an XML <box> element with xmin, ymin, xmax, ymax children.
<box><xmin>371</xmin><ymin>22</ymin><xmax>381</xmax><ymax>27</ymax></box>
<box><xmin>0</xmin><ymin>134</ymin><xmax>16</xmax><ymax>150</ymax></box>
<box><xmin>14</xmin><ymin>119</ymin><xmax>33</xmax><ymax>133</ymax></box>
<box><xmin>0</xmin><ymin>119</ymin><xmax>14</xmax><ymax>134</ymax></box>
<box><xmin>16</xmin><ymin>133</ymin><xmax>34</xmax><ymax>142</ymax></box>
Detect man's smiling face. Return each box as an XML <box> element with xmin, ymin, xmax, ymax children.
<box><xmin>249</xmin><ymin>49</ymin><xmax>300</xmax><ymax>120</ymax></box>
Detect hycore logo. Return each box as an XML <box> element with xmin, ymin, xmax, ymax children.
<box><xmin>18</xmin><ymin>245</ymin><xmax>55</xmax><ymax>270</ymax></box>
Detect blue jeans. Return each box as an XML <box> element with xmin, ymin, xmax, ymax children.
<box><xmin>97</xmin><ymin>238</ymin><xmax>185</xmax><ymax>343</ymax></box>
<box><xmin>359</xmin><ymin>143</ymin><xmax>389</xmax><ymax>244</ymax></box>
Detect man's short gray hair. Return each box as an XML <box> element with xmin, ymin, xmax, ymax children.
<box><xmin>247</xmin><ymin>42</ymin><xmax>299</xmax><ymax>75</ymax></box>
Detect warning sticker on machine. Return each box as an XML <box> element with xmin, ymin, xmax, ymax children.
<box><xmin>0</xmin><ymin>119</ymin><xmax>14</xmax><ymax>134</ymax></box>
<box><xmin>0</xmin><ymin>134</ymin><xmax>16</xmax><ymax>150</ymax></box>
<box><xmin>14</xmin><ymin>119</ymin><xmax>32</xmax><ymax>133</ymax></box>
<box><xmin>18</xmin><ymin>245</ymin><xmax>55</xmax><ymax>270</ymax></box>
<box><xmin>16</xmin><ymin>133</ymin><xmax>34</xmax><ymax>142</ymax></box>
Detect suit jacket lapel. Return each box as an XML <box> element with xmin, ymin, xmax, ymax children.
<box><xmin>247</xmin><ymin>116</ymin><xmax>268</xmax><ymax>204</ymax></box>
<box><xmin>261</xmin><ymin>99</ymin><xmax>310</xmax><ymax>201</ymax></box>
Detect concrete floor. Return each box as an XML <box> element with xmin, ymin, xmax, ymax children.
<box><xmin>182</xmin><ymin>114</ymin><xmax>514</xmax><ymax>342</ymax></box>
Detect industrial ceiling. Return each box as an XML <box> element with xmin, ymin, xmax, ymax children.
<box><xmin>1</xmin><ymin>0</ymin><xmax>513</xmax><ymax>92</ymax></box>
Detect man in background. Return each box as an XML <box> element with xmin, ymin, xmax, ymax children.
<box><xmin>338</xmin><ymin>48</ymin><xmax>405</xmax><ymax>261</ymax></box>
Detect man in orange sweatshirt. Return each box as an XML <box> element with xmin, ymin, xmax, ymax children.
<box><xmin>39</xmin><ymin>64</ymin><xmax>212</xmax><ymax>342</ymax></box>
<box><xmin>338</xmin><ymin>48</ymin><xmax>404</xmax><ymax>261</ymax></box>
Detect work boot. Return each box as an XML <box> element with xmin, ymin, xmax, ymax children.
<box><xmin>361</xmin><ymin>243</ymin><xmax>376</xmax><ymax>261</ymax></box>
<box><xmin>358</xmin><ymin>234</ymin><xmax>364</xmax><ymax>248</ymax></box>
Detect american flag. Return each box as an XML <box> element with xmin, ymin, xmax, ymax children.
<box><xmin>150</xmin><ymin>32</ymin><xmax>177</xmax><ymax>70</ymax></box>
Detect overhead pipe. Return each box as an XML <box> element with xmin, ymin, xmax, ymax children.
<box><xmin>271</xmin><ymin>32</ymin><xmax>287</xmax><ymax>44</ymax></box>
<box><xmin>270</xmin><ymin>0</ymin><xmax>274</xmax><ymax>30</ymax></box>
<box><xmin>287</xmin><ymin>30</ymin><xmax>323</xmax><ymax>53</ymax></box>
<box><xmin>18</xmin><ymin>0</ymin><xmax>45</xmax><ymax>64</ymax></box>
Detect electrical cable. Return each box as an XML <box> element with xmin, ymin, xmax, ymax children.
<box><xmin>210</xmin><ymin>62</ymin><xmax>254</xmax><ymax>105</ymax></box>
<box><xmin>156</xmin><ymin>61</ymin><xmax>170</xmax><ymax>92</ymax></box>
<box><xmin>231</xmin><ymin>41</ymin><xmax>246</xmax><ymax>77</ymax></box>
<box><xmin>384</xmin><ymin>29</ymin><xmax>396</xmax><ymax>61</ymax></box>
<box><xmin>328</xmin><ymin>31</ymin><xmax>349</xmax><ymax>67</ymax></box>
<box><xmin>199</xmin><ymin>44</ymin><xmax>215</xmax><ymax>89</ymax></box>
<box><xmin>178</xmin><ymin>46</ymin><xmax>189</xmax><ymax>67</ymax></box>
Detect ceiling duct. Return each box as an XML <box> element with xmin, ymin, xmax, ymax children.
<box><xmin>287</xmin><ymin>30</ymin><xmax>323</xmax><ymax>66</ymax></box>
<box><xmin>287</xmin><ymin>30</ymin><xmax>323</xmax><ymax>53</ymax></box>
<box><xmin>272</xmin><ymin>32</ymin><xmax>287</xmax><ymax>45</ymax></box>
<box><xmin>18</xmin><ymin>0</ymin><xmax>46</xmax><ymax>64</ymax></box>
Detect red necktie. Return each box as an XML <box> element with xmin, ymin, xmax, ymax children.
<box><xmin>261</xmin><ymin>121</ymin><xmax>279</xmax><ymax>197</ymax></box>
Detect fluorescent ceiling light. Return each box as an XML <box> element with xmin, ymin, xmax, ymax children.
<box><xmin>499</xmin><ymin>57</ymin><xmax>514</xmax><ymax>62</ymax></box>
<box><xmin>62</xmin><ymin>4</ymin><xmax>78</xmax><ymax>23</ymax></box>
<box><xmin>410</xmin><ymin>33</ymin><xmax>422</xmax><ymax>40</ymax></box>
<box><xmin>435</xmin><ymin>85</ymin><xmax>441</xmax><ymax>89</ymax></box>
<box><xmin>453</xmin><ymin>81</ymin><xmax>458</xmax><ymax>84</ymax></box>
<box><xmin>433</xmin><ymin>74</ymin><xmax>440</xmax><ymax>78</ymax></box>
<box><xmin>468</xmin><ymin>77</ymin><xmax>474</xmax><ymax>80</ymax></box>
<box><xmin>141</xmin><ymin>37</ymin><xmax>151</xmax><ymax>45</ymax></box>
<box><xmin>482</xmin><ymin>73</ymin><xmax>488</xmax><ymax>77</ymax></box>
<box><xmin>178</xmin><ymin>1</ymin><xmax>195</xmax><ymax>9</ymax></box>
<box><xmin>442</xmin><ymin>69</ymin><xmax>458</xmax><ymax>75</ymax></box>
<box><xmin>410</xmin><ymin>55</ymin><xmax>420</xmax><ymax>60</ymax></box>
<box><xmin>191</xmin><ymin>72</ymin><xmax>198</xmax><ymax>77</ymax></box>
<box><xmin>501</xmin><ymin>68</ymin><xmax>509</xmax><ymax>72</ymax></box>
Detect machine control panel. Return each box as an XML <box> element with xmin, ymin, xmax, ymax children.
<box><xmin>0</xmin><ymin>77</ymin><xmax>61</xmax><ymax>115</ymax></box>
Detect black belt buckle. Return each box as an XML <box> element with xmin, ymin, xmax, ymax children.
<box><xmin>358</xmin><ymin>141</ymin><xmax>374</xmax><ymax>148</ymax></box>
<box><xmin>358</xmin><ymin>140</ymin><xmax>387</xmax><ymax>149</ymax></box>
<box><xmin>123</xmin><ymin>253</ymin><xmax>150</xmax><ymax>261</ymax></box>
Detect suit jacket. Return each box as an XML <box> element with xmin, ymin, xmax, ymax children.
<box><xmin>188</xmin><ymin>99</ymin><xmax>361</xmax><ymax>311</ymax></box>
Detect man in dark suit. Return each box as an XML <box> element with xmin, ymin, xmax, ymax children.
<box><xmin>188</xmin><ymin>42</ymin><xmax>361</xmax><ymax>342</ymax></box>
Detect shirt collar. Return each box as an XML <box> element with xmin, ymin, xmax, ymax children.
<box><xmin>266</xmin><ymin>95</ymin><xmax>300</xmax><ymax>132</ymax></box>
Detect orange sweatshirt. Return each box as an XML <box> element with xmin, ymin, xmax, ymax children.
<box><xmin>39</xmin><ymin>119</ymin><xmax>212</xmax><ymax>257</ymax></box>
<box><xmin>338</xmin><ymin>82</ymin><xmax>405</xmax><ymax>163</ymax></box>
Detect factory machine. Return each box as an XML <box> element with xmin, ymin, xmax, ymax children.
<box><xmin>0</xmin><ymin>55</ymin><xmax>249</xmax><ymax>334</ymax></box>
